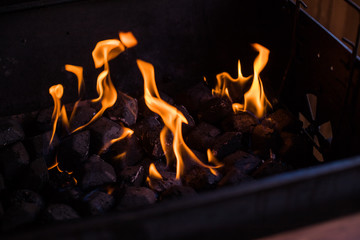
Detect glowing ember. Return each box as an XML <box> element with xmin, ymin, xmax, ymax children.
<box><xmin>137</xmin><ymin>59</ymin><xmax>223</xmax><ymax>180</ymax></box>
<box><xmin>212</xmin><ymin>43</ymin><xmax>272</xmax><ymax>118</ymax></box>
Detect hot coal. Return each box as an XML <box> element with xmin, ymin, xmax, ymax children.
<box><xmin>211</xmin><ymin>132</ymin><xmax>244</xmax><ymax>159</ymax></box>
<box><xmin>67</xmin><ymin>101</ymin><xmax>97</xmax><ymax>131</ymax></box>
<box><xmin>221</xmin><ymin>150</ymin><xmax>262</xmax><ymax>175</ymax></box>
<box><xmin>175</xmin><ymin>104</ymin><xmax>195</xmax><ymax>134</ymax></box>
<box><xmin>147</xmin><ymin>170</ymin><xmax>180</xmax><ymax>193</ymax></box>
<box><xmin>0</xmin><ymin>119</ymin><xmax>25</xmax><ymax>147</ymax></box>
<box><xmin>198</xmin><ymin>97</ymin><xmax>233</xmax><ymax>124</ymax></box>
<box><xmin>81</xmin><ymin>155</ymin><xmax>116</xmax><ymax>190</ymax></box>
<box><xmin>117</xmin><ymin>186</ymin><xmax>157</xmax><ymax>210</ymax></box>
<box><xmin>251</xmin><ymin>124</ymin><xmax>282</xmax><ymax>158</ymax></box>
<box><xmin>265</xmin><ymin>108</ymin><xmax>301</xmax><ymax>133</ymax></box>
<box><xmin>82</xmin><ymin>190</ymin><xmax>115</xmax><ymax>216</ymax></box>
<box><xmin>159</xmin><ymin>185</ymin><xmax>197</xmax><ymax>201</ymax></box>
<box><xmin>221</xmin><ymin>111</ymin><xmax>259</xmax><ymax>133</ymax></box>
<box><xmin>119</xmin><ymin>165</ymin><xmax>145</xmax><ymax>187</ymax></box>
<box><xmin>182</xmin><ymin>165</ymin><xmax>221</xmax><ymax>191</ymax></box>
<box><xmin>43</xmin><ymin>204</ymin><xmax>80</xmax><ymax>222</ymax></box>
<box><xmin>218</xmin><ymin>168</ymin><xmax>254</xmax><ymax>187</ymax></box>
<box><xmin>106</xmin><ymin>91</ymin><xmax>138</xmax><ymax>127</ymax></box>
<box><xmin>186</xmin><ymin>122</ymin><xmax>221</xmax><ymax>151</ymax></box>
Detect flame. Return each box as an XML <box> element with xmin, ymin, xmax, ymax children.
<box><xmin>149</xmin><ymin>163</ymin><xmax>163</xmax><ymax>180</ymax></box>
<box><xmin>119</xmin><ymin>32</ymin><xmax>138</xmax><ymax>48</ymax></box>
<box><xmin>98</xmin><ymin>126</ymin><xmax>134</xmax><ymax>155</ymax></box>
<box><xmin>243</xmin><ymin>43</ymin><xmax>272</xmax><ymax>118</ymax></box>
<box><xmin>137</xmin><ymin>59</ymin><xmax>223</xmax><ymax>179</ymax></box>
<box><xmin>211</xmin><ymin>43</ymin><xmax>272</xmax><ymax>118</ymax></box>
<box><xmin>207</xmin><ymin>149</ymin><xmax>223</xmax><ymax>176</ymax></box>
<box><xmin>49</xmin><ymin>84</ymin><xmax>64</xmax><ymax>145</ymax></box>
<box><xmin>65</xmin><ymin>64</ymin><xmax>84</xmax><ymax>96</ymax></box>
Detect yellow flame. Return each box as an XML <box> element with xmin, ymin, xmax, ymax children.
<box><xmin>49</xmin><ymin>84</ymin><xmax>64</xmax><ymax>145</ymax></box>
<box><xmin>149</xmin><ymin>163</ymin><xmax>163</xmax><ymax>180</ymax></box>
<box><xmin>119</xmin><ymin>32</ymin><xmax>138</xmax><ymax>48</ymax></box>
<box><xmin>243</xmin><ymin>43</ymin><xmax>272</xmax><ymax>118</ymax></box>
<box><xmin>137</xmin><ymin>59</ymin><xmax>223</xmax><ymax>180</ymax></box>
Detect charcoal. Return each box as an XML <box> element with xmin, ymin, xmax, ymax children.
<box><xmin>44</xmin><ymin>204</ymin><xmax>80</xmax><ymax>221</ymax></box>
<box><xmin>81</xmin><ymin>155</ymin><xmax>116</xmax><ymax>190</ymax></box>
<box><xmin>159</xmin><ymin>185</ymin><xmax>197</xmax><ymax>201</ymax></box>
<box><xmin>57</xmin><ymin>130</ymin><xmax>90</xmax><ymax>171</ymax></box>
<box><xmin>175</xmin><ymin>104</ymin><xmax>195</xmax><ymax>134</ymax></box>
<box><xmin>48</xmin><ymin>169</ymin><xmax>78</xmax><ymax>191</ymax></box>
<box><xmin>25</xmin><ymin>130</ymin><xmax>59</xmax><ymax>162</ymax></box>
<box><xmin>134</xmin><ymin>116</ymin><xmax>165</xmax><ymax>158</ymax></box>
<box><xmin>198</xmin><ymin>97</ymin><xmax>233</xmax><ymax>124</ymax></box>
<box><xmin>83</xmin><ymin>190</ymin><xmax>115</xmax><ymax>216</ymax></box>
<box><xmin>44</xmin><ymin>182</ymin><xmax>82</xmax><ymax>205</ymax></box>
<box><xmin>211</xmin><ymin>132</ymin><xmax>243</xmax><ymax>159</ymax></box>
<box><xmin>265</xmin><ymin>108</ymin><xmax>300</xmax><ymax>132</ymax></box>
<box><xmin>36</xmin><ymin>106</ymin><xmax>53</xmax><ymax>125</ymax></box>
<box><xmin>186</xmin><ymin>122</ymin><xmax>221</xmax><ymax>151</ymax></box>
<box><xmin>117</xmin><ymin>186</ymin><xmax>157</xmax><ymax>210</ymax></box>
<box><xmin>222</xmin><ymin>150</ymin><xmax>262</xmax><ymax>175</ymax></box>
<box><xmin>0</xmin><ymin>142</ymin><xmax>29</xmax><ymax>186</ymax></box>
<box><xmin>221</xmin><ymin>111</ymin><xmax>259</xmax><ymax>133</ymax></box>
<box><xmin>182</xmin><ymin>165</ymin><xmax>221</xmax><ymax>191</ymax></box>
<box><xmin>251</xmin><ymin>124</ymin><xmax>282</xmax><ymax>158</ymax></box>
<box><xmin>252</xmin><ymin>158</ymin><xmax>289</xmax><ymax>178</ymax></box>
<box><xmin>6</xmin><ymin>112</ymin><xmax>39</xmax><ymax>137</ymax></box>
<box><xmin>0</xmin><ymin>118</ymin><xmax>24</xmax><ymax>147</ymax></box>
<box><xmin>24</xmin><ymin>157</ymin><xmax>49</xmax><ymax>191</ymax></box>
<box><xmin>175</xmin><ymin>82</ymin><xmax>213</xmax><ymax>114</ymax></box>
<box><xmin>2</xmin><ymin>189</ymin><xmax>43</xmax><ymax>231</ymax></box>
<box><xmin>147</xmin><ymin>170</ymin><xmax>180</xmax><ymax>193</ymax></box>
<box><xmin>119</xmin><ymin>165</ymin><xmax>145</xmax><ymax>187</ymax></box>
<box><xmin>103</xmin><ymin>133</ymin><xmax>144</xmax><ymax>171</ymax></box>
<box><xmin>68</xmin><ymin>101</ymin><xmax>97</xmax><ymax>131</ymax></box>
<box><xmin>106</xmin><ymin>91</ymin><xmax>138</xmax><ymax>126</ymax></box>
<box><xmin>218</xmin><ymin>168</ymin><xmax>254</xmax><ymax>187</ymax></box>
<box><xmin>89</xmin><ymin>117</ymin><xmax>127</xmax><ymax>153</ymax></box>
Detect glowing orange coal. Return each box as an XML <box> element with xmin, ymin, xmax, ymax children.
<box><xmin>212</xmin><ymin>43</ymin><xmax>272</xmax><ymax>118</ymax></box>
<box><xmin>137</xmin><ymin>59</ymin><xmax>223</xmax><ymax>180</ymax></box>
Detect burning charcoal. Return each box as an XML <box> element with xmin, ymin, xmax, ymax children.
<box><xmin>252</xmin><ymin>158</ymin><xmax>289</xmax><ymax>178</ymax></box>
<box><xmin>106</xmin><ymin>91</ymin><xmax>138</xmax><ymax>127</ymax></box>
<box><xmin>134</xmin><ymin>116</ymin><xmax>165</xmax><ymax>158</ymax></box>
<box><xmin>83</xmin><ymin>190</ymin><xmax>115</xmax><ymax>216</ymax></box>
<box><xmin>0</xmin><ymin>142</ymin><xmax>29</xmax><ymax>186</ymax></box>
<box><xmin>265</xmin><ymin>108</ymin><xmax>301</xmax><ymax>133</ymax></box>
<box><xmin>221</xmin><ymin>111</ymin><xmax>259</xmax><ymax>133</ymax></box>
<box><xmin>175</xmin><ymin>104</ymin><xmax>195</xmax><ymax>134</ymax></box>
<box><xmin>57</xmin><ymin>130</ymin><xmax>90</xmax><ymax>171</ymax></box>
<box><xmin>81</xmin><ymin>155</ymin><xmax>116</xmax><ymax>190</ymax></box>
<box><xmin>43</xmin><ymin>204</ymin><xmax>80</xmax><ymax>222</ymax></box>
<box><xmin>102</xmin><ymin>133</ymin><xmax>144</xmax><ymax>171</ymax></box>
<box><xmin>89</xmin><ymin>117</ymin><xmax>127</xmax><ymax>153</ymax></box>
<box><xmin>182</xmin><ymin>165</ymin><xmax>221</xmax><ymax>191</ymax></box>
<box><xmin>218</xmin><ymin>168</ymin><xmax>254</xmax><ymax>187</ymax></box>
<box><xmin>211</xmin><ymin>132</ymin><xmax>243</xmax><ymax>159</ymax></box>
<box><xmin>24</xmin><ymin>157</ymin><xmax>49</xmax><ymax>191</ymax></box>
<box><xmin>68</xmin><ymin>101</ymin><xmax>97</xmax><ymax>131</ymax></box>
<box><xmin>251</xmin><ymin>124</ymin><xmax>282</xmax><ymax>158</ymax></box>
<box><xmin>159</xmin><ymin>185</ymin><xmax>197</xmax><ymax>201</ymax></box>
<box><xmin>117</xmin><ymin>186</ymin><xmax>157</xmax><ymax>210</ymax></box>
<box><xmin>138</xmin><ymin>91</ymin><xmax>175</xmax><ymax>118</ymax></box>
<box><xmin>25</xmin><ymin>130</ymin><xmax>59</xmax><ymax>162</ymax></box>
<box><xmin>186</xmin><ymin>122</ymin><xmax>221</xmax><ymax>151</ymax></box>
<box><xmin>198</xmin><ymin>97</ymin><xmax>233</xmax><ymax>124</ymax></box>
<box><xmin>175</xmin><ymin>82</ymin><xmax>213</xmax><ymax>114</ymax></box>
<box><xmin>0</xmin><ymin>118</ymin><xmax>24</xmax><ymax>147</ymax></box>
<box><xmin>222</xmin><ymin>150</ymin><xmax>261</xmax><ymax>175</ymax></box>
<box><xmin>2</xmin><ymin>189</ymin><xmax>44</xmax><ymax>231</ymax></box>
<box><xmin>119</xmin><ymin>165</ymin><xmax>145</xmax><ymax>187</ymax></box>
<box><xmin>147</xmin><ymin>170</ymin><xmax>180</xmax><ymax>193</ymax></box>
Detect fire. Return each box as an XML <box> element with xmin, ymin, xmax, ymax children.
<box><xmin>49</xmin><ymin>84</ymin><xmax>67</xmax><ymax>145</ymax></box>
<box><xmin>98</xmin><ymin>126</ymin><xmax>134</xmax><ymax>155</ymax></box>
<box><xmin>137</xmin><ymin>59</ymin><xmax>223</xmax><ymax>179</ymax></box>
<box><xmin>148</xmin><ymin>163</ymin><xmax>163</xmax><ymax>180</ymax></box>
<box><xmin>212</xmin><ymin>43</ymin><xmax>272</xmax><ymax>118</ymax></box>
<box><xmin>65</xmin><ymin>64</ymin><xmax>84</xmax><ymax>96</ymax></box>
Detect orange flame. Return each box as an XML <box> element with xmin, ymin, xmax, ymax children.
<box><xmin>65</xmin><ymin>64</ymin><xmax>84</xmax><ymax>96</ymax></box>
<box><xmin>98</xmin><ymin>126</ymin><xmax>134</xmax><ymax>155</ymax></box>
<box><xmin>119</xmin><ymin>32</ymin><xmax>138</xmax><ymax>48</ymax></box>
<box><xmin>207</xmin><ymin>149</ymin><xmax>223</xmax><ymax>176</ymax></box>
<box><xmin>137</xmin><ymin>59</ymin><xmax>223</xmax><ymax>179</ymax></box>
<box><xmin>149</xmin><ymin>163</ymin><xmax>163</xmax><ymax>180</ymax></box>
<box><xmin>211</xmin><ymin>43</ymin><xmax>272</xmax><ymax>118</ymax></box>
<box><xmin>49</xmin><ymin>84</ymin><xmax>64</xmax><ymax>145</ymax></box>
<box><xmin>243</xmin><ymin>43</ymin><xmax>272</xmax><ymax>118</ymax></box>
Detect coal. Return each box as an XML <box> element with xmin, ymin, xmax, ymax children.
<box><xmin>218</xmin><ymin>168</ymin><xmax>254</xmax><ymax>187</ymax></box>
<box><xmin>0</xmin><ymin>142</ymin><xmax>29</xmax><ymax>186</ymax></box>
<box><xmin>24</xmin><ymin>157</ymin><xmax>49</xmax><ymax>191</ymax></box>
<box><xmin>106</xmin><ymin>91</ymin><xmax>138</xmax><ymax>127</ymax></box>
<box><xmin>83</xmin><ymin>190</ymin><xmax>115</xmax><ymax>216</ymax></box>
<box><xmin>159</xmin><ymin>185</ymin><xmax>197</xmax><ymax>201</ymax></box>
<box><xmin>175</xmin><ymin>104</ymin><xmax>195</xmax><ymax>134</ymax></box>
<box><xmin>147</xmin><ymin>170</ymin><xmax>180</xmax><ymax>193</ymax></box>
<box><xmin>47</xmin><ymin>170</ymin><xmax>78</xmax><ymax>191</ymax></box>
<box><xmin>134</xmin><ymin>116</ymin><xmax>165</xmax><ymax>159</ymax></box>
<box><xmin>252</xmin><ymin>158</ymin><xmax>289</xmax><ymax>178</ymax></box>
<box><xmin>68</xmin><ymin>101</ymin><xmax>97</xmax><ymax>131</ymax></box>
<box><xmin>221</xmin><ymin>111</ymin><xmax>259</xmax><ymax>133</ymax></box>
<box><xmin>119</xmin><ymin>165</ymin><xmax>145</xmax><ymax>187</ymax></box>
<box><xmin>2</xmin><ymin>189</ymin><xmax>44</xmax><ymax>231</ymax></box>
<box><xmin>89</xmin><ymin>117</ymin><xmax>127</xmax><ymax>153</ymax></box>
<box><xmin>43</xmin><ymin>204</ymin><xmax>80</xmax><ymax>222</ymax></box>
<box><xmin>251</xmin><ymin>124</ymin><xmax>282</xmax><ymax>158</ymax></box>
<box><xmin>186</xmin><ymin>122</ymin><xmax>221</xmax><ymax>151</ymax></box>
<box><xmin>265</xmin><ymin>108</ymin><xmax>300</xmax><ymax>132</ymax></box>
<box><xmin>57</xmin><ymin>130</ymin><xmax>90</xmax><ymax>171</ymax></box>
<box><xmin>81</xmin><ymin>155</ymin><xmax>116</xmax><ymax>190</ymax></box>
<box><xmin>25</xmin><ymin>130</ymin><xmax>59</xmax><ymax>162</ymax></box>
<box><xmin>198</xmin><ymin>97</ymin><xmax>233</xmax><ymax>124</ymax></box>
<box><xmin>182</xmin><ymin>165</ymin><xmax>221</xmax><ymax>191</ymax></box>
<box><xmin>211</xmin><ymin>132</ymin><xmax>244</xmax><ymax>159</ymax></box>
<box><xmin>0</xmin><ymin>118</ymin><xmax>25</xmax><ymax>147</ymax></box>
<box><xmin>117</xmin><ymin>186</ymin><xmax>157</xmax><ymax>210</ymax></box>
<box><xmin>222</xmin><ymin>150</ymin><xmax>262</xmax><ymax>175</ymax></box>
